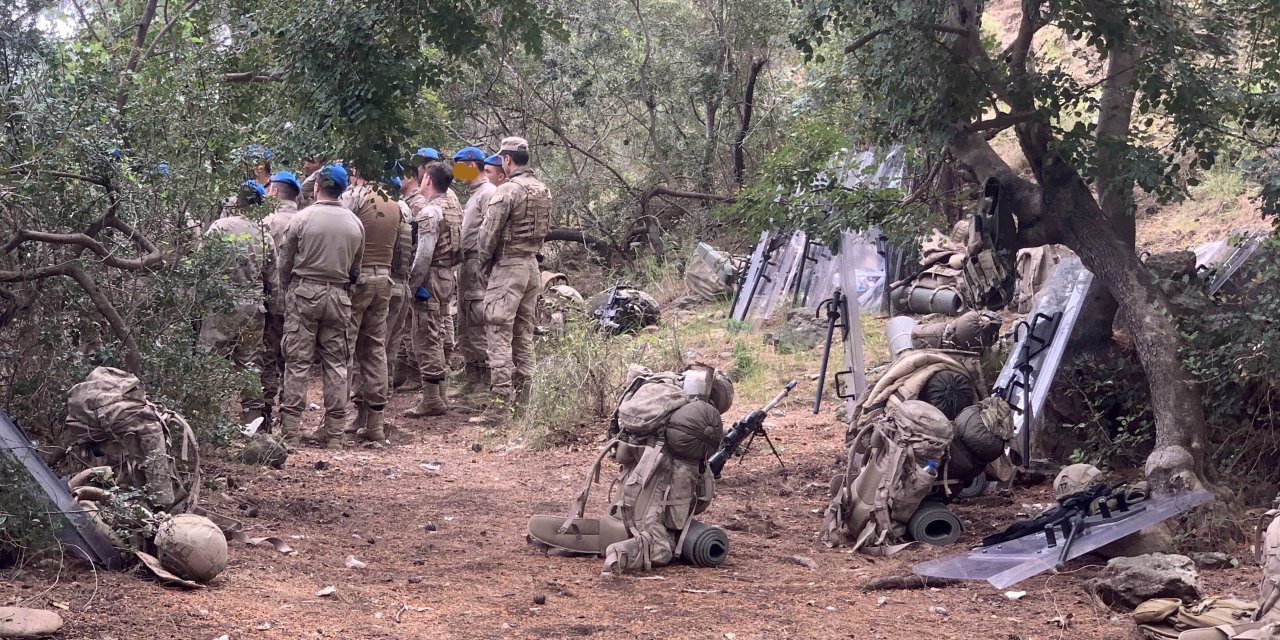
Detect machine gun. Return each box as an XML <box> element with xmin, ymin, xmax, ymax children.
<box><xmin>980</xmin><ymin>482</ymin><xmax>1124</xmax><ymax>569</ymax></box>
<box><xmin>708</xmin><ymin>380</ymin><xmax>797</xmax><ymax>479</ymax></box>
<box><xmin>594</xmin><ymin>283</ymin><xmax>623</xmax><ymax>333</ymax></box>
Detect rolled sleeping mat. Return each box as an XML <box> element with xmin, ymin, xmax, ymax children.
<box><xmin>894</xmin><ymin>285</ymin><xmax>964</xmax><ymax>316</ymax></box>
<box><xmin>679</xmin><ymin>519</ymin><xmax>730</xmax><ymax>567</ymax></box>
<box><xmin>886</xmin><ymin>316</ymin><xmax>918</xmax><ymax>359</ymax></box>
<box><xmin>907</xmin><ymin>501</ymin><xmax>963</xmax><ymax>546</ymax></box>
<box><xmin>527</xmin><ymin>514</ymin><xmax>630</xmax><ymax>555</ymax></box>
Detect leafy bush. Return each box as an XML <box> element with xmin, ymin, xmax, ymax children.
<box><xmin>0</xmin><ymin>452</ymin><xmax>65</xmax><ymax>568</ymax></box>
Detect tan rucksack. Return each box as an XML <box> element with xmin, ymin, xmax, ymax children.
<box><xmin>1133</xmin><ymin>597</ymin><xmax>1258</xmax><ymax>639</ymax></box>
<box><xmin>821</xmin><ymin>400</ymin><xmax>954</xmax><ymax>552</ymax></box>
<box><xmin>63</xmin><ymin>367</ymin><xmax>201</xmax><ymax>512</ymax></box>
<box><xmin>612</xmin><ymin>370</ymin><xmax>691</xmax><ymax>439</ymax></box>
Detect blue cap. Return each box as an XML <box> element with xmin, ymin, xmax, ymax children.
<box><xmin>318</xmin><ymin>164</ymin><xmax>348</xmax><ymax>192</ymax></box>
<box><xmin>154</xmin><ymin>162</ymin><xmax>170</xmax><ymax>178</ymax></box>
<box><xmin>385</xmin><ymin>176</ymin><xmax>402</xmax><ymax>189</ymax></box>
<box><xmin>415</xmin><ymin>147</ymin><xmax>442</xmax><ymax>162</ymax></box>
<box><xmin>269</xmin><ymin>170</ymin><xmax>301</xmax><ymax>192</ymax></box>
<box><xmin>453</xmin><ymin>146</ymin><xmax>486</xmax><ymax>162</ymax></box>
<box><xmin>242</xmin><ymin>180</ymin><xmax>266</xmax><ymax>204</ymax></box>
<box><xmin>483</xmin><ymin>154</ymin><xmax>503</xmax><ymax>168</ymax></box>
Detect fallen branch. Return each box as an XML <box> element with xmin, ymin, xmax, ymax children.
<box><xmin>544</xmin><ymin>227</ymin><xmax>617</xmax><ymax>261</ymax></box>
<box><xmin>860</xmin><ymin>575</ymin><xmax>963</xmax><ymax>591</ymax></box>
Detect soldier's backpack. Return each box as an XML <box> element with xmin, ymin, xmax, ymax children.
<box><xmin>63</xmin><ymin>367</ymin><xmax>201</xmax><ymax>512</ymax></box>
<box><xmin>845</xmin><ymin>350</ymin><xmax>982</xmax><ymax>448</ymax></box>
<box><xmin>1133</xmin><ymin>597</ymin><xmax>1258</xmax><ymax>639</ymax></box>
<box><xmin>611</xmin><ymin>370</ymin><xmax>691</xmax><ymax>439</ymax></box>
<box><xmin>821</xmin><ymin>400</ymin><xmax>954</xmax><ymax>552</ymax></box>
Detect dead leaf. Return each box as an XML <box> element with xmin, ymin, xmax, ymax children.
<box><xmin>1048</xmin><ymin>613</ymin><xmax>1072</xmax><ymax>629</ymax></box>
<box><xmin>791</xmin><ymin>555</ymin><xmax>819</xmax><ymax>570</ymax></box>
<box><xmin>50</xmin><ymin>601</ymin><xmax>70</xmax><ymax>610</ymax></box>
<box><xmin>316</xmin><ymin>586</ymin><xmax>336</xmax><ymax>597</ymax></box>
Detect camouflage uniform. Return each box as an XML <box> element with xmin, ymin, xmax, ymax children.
<box><xmin>277</xmin><ymin>199</ymin><xmax>365</xmax><ymax>447</ymax></box>
<box><xmin>478</xmin><ymin>162</ymin><xmax>552</xmax><ymax>403</ymax></box>
<box><xmin>386</xmin><ymin>200</ymin><xmax>415</xmax><ymax>388</ymax></box>
<box><xmin>404</xmin><ymin>190</ymin><xmax>461</xmax><ymax>416</ymax></box>
<box><xmin>458</xmin><ymin>178</ymin><xmax>497</xmax><ymax>390</ymax></box>
<box><xmin>339</xmin><ymin>183</ymin><xmax>401</xmax><ymax>442</ymax></box>
<box><xmin>443</xmin><ymin>189</ymin><xmax>463</xmax><ymax>368</ymax></box>
<box><xmin>200</xmin><ymin>214</ymin><xmax>276</xmax><ymax>422</ymax></box>
<box><xmin>260</xmin><ymin>198</ymin><xmax>299</xmax><ymax>419</ymax></box>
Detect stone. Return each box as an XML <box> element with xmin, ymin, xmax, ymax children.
<box><xmin>772</xmin><ymin>307</ymin><xmax>826</xmax><ymax>354</ymax></box>
<box><xmin>1097</xmin><ymin>523</ymin><xmax>1175</xmax><ymax>559</ymax></box>
<box><xmin>1145</xmin><ymin>250</ymin><xmax>1197</xmax><ymax>282</ymax></box>
<box><xmin>1083</xmin><ymin>553</ymin><xmax>1202</xmax><ymax>611</ymax></box>
<box><xmin>533</xmin><ymin>593</ymin><xmax>546</xmax><ymax>605</ymax></box>
<box><xmin>241</xmin><ymin>434</ymin><xmax>288</xmax><ymax>469</ymax></box>
<box><xmin>1189</xmin><ymin>551</ymin><xmax>1235</xmax><ymax>570</ymax></box>
<box><xmin>0</xmin><ymin>607</ymin><xmax>65</xmax><ymax>638</ymax></box>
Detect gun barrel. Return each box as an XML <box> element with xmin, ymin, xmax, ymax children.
<box><xmin>761</xmin><ymin>380</ymin><xmax>797</xmax><ymax>414</ymax></box>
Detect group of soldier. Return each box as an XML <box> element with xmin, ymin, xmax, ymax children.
<box><xmin>200</xmin><ymin>137</ymin><xmax>552</xmax><ymax>449</ymax></box>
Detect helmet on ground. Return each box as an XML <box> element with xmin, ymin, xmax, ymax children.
<box><xmin>1054</xmin><ymin>463</ymin><xmax>1104</xmax><ymax>499</ymax></box>
<box><xmin>709</xmin><ymin>372</ymin><xmax>734</xmax><ymax>414</ymax></box>
<box><xmin>154</xmin><ymin>514</ymin><xmax>228</xmax><ymax>583</ymax></box>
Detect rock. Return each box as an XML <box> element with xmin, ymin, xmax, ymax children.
<box><xmin>791</xmin><ymin>555</ymin><xmax>819</xmax><ymax>570</ymax></box>
<box><xmin>314</xmin><ymin>460</ymin><xmax>328</xmax><ymax>471</ymax></box>
<box><xmin>1189</xmin><ymin>552</ymin><xmax>1235</xmax><ymax>570</ymax></box>
<box><xmin>408</xmin><ymin>576</ymin><xmax>424</xmax><ymax>584</ymax></box>
<box><xmin>771</xmin><ymin>307</ymin><xmax>826</xmax><ymax>354</ymax></box>
<box><xmin>1084</xmin><ymin>553</ymin><xmax>1202</xmax><ymax>611</ymax></box>
<box><xmin>241</xmin><ymin>434</ymin><xmax>288</xmax><ymax>469</ymax></box>
<box><xmin>0</xmin><ymin>607</ymin><xmax>65</xmax><ymax>638</ymax></box>
<box><xmin>1097</xmin><ymin>523</ymin><xmax>1175</xmax><ymax>559</ymax></box>
<box><xmin>423</xmin><ymin>522</ymin><xmax>437</xmax><ymax>532</ymax></box>
<box><xmin>1145</xmin><ymin>250</ymin><xmax>1197</xmax><ymax>282</ymax></box>
<box><xmin>533</xmin><ymin>593</ymin><xmax>546</xmax><ymax>605</ymax></box>
<box><xmin>471</xmin><ymin>443</ymin><xmax>483</xmax><ymax>453</ymax></box>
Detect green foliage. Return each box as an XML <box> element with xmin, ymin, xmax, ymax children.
<box><xmin>1059</xmin><ymin>353</ymin><xmax>1156</xmax><ymax>468</ymax></box>
<box><xmin>0</xmin><ymin>452</ymin><xmax>66</xmax><ymax>568</ymax></box>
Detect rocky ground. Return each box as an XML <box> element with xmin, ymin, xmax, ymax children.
<box><xmin>1</xmin><ymin>379</ymin><xmax>1265</xmax><ymax>640</ymax></box>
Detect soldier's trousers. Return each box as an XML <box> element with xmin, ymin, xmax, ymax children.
<box><xmin>483</xmin><ymin>255</ymin><xmax>539</xmax><ymax>397</ymax></box>
<box><xmin>199</xmin><ymin>303</ymin><xmax>265</xmax><ymax>413</ymax></box>
<box><xmin>261</xmin><ymin>306</ymin><xmax>284</xmax><ymax>409</ymax></box>
<box><xmin>280</xmin><ymin>280</ymin><xmax>352</xmax><ymax>432</ymax></box>
<box><xmin>412</xmin><ymin>266</ymin><xmax>457</xmax><ymax>382</ymax></box>
<box><xmin>347</xmin><ymin>267</ymin><xmax>392</xmax><ymax>410</ymax></box>
<box><xmin>458</xmin><ymin>254</ymin><xmax>489</xmax><ymax>370</ymax></box>
<box><xmin>385</xmin><ymin>278</ymin><xmax>411</xmax><ymax>383</ymax></box>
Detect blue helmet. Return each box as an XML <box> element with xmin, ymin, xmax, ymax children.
<box><xmin>415</xmin><ymin>147</ymin><xmax>442</xmax><ymax>162</ymax></box>
<box><xmin>268</xmin><ymin>170</ymin><xmax>301</xmax><ymax>192</ymax></box>
<box><xmin>318</xmin><ymin>164</ymin><xmax>348</xmax><ymax>192</ymax></box>
<box><xmin>453</xmin><ymin>146</ymin><xmax>486</xmax><ymax>162</ymax></box>
<box><xmin>241</xmin><ymin>180</ymin><xmax>266</xmax><ymax>205</ymax></box>
<box><xmin>483</xmin><ymin>154</ymin><xmax>503</xmax><ymax>168</ymax></box>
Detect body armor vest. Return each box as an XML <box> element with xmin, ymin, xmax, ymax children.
<box><xmin>498</xmin><ymin>171</ymin><xmax>552</xmax><ymax>258</ymax></box>
<box><xmin>431</xmin><ymin>193</ymin><xmax>462</xmax><ymax>268</ymax></box>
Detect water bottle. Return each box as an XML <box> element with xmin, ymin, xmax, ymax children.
<box><xmin>922</xmin><ymin>459</ymin><xmax>939</xmax><ymax>478</ymax></box>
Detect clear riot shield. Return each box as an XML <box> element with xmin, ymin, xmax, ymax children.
<box><xmin>1208</xmin><ymin>230</ymin><xmax>1264</xmax><ymax>295</ymax></box>
<box><xmin>835</xmin><ymin>231</ymin><xmax>872</xmax><ymax>411</ymax></box>
<box><xmin>992</xmin><ymin>257</ymin><xmax>1094</xmax><ymax>460</ymax></box>
<box><xmin>913</xmin><ymin>490</ymin><xmax>1213</xmax><ymax>589</ymax></box>
<box><xmin>731</xmin><ymin>231</ymin><xmax>771</xmax><ymax>322</ymax></box>
<box><xmin>802</xmin><ymin>243</ymin><xmax>837</xmax><ymax>307</ymax></box>
<box><xmin>752</xmin><ymin>231</ymin><xmax>806</xmax><ymax>329</ymax></box>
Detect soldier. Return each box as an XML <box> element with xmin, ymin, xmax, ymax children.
<box><xmin>277</xmin><ymin>164</ymin><xmax>365</xmax><ymax>448</ymax></box>
<box><xmin>296</xmin><ymin>155</ymin><xmax>323</xmax><ymax>209</ymax></box>
<box><xmin>403</xmin><ymin>161</ymin><xmax>461</xmax><ymax>417</ymax></box>
<box><xmin>260</xmin><ymin>170</ymin><xmax>302</xmax><ymax>426</ymax></box>
<box><xmin>453</xmin><ymin>146</ymin><xmax>497</xmax><ymax>394</ymax></box>
<box><xmin>391</xmin><ymin>172</ymin><xmax>423</xmax><ymax>391</ymax></box>
<box><xmin>338</xmin><ymin>170</ymin><xmax>401</xmax><ymax>444</ymax></box>
<box><xmin>201</xmin><ymin>180</ymin><xmax>276</xmax><ymax>424</ymax></box>
<box><xmin>386</xmin><ymin>175</ymin><xmax>416</xmax><ymax>393</ymax></box>
<box><xmin>484</xmin><ymin>153</ymin><xmax>506</xmax><ymax>187</ymax></box>
<box><xmin>478</xmin><ymin>137</ymin><xmax>552</xmax><ymax>407</ymax></box>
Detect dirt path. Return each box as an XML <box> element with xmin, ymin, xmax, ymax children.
<box><xmin>1</xmin><ymin>385</ymin><xmax>1260</xmax><ymax>640</ymax></box>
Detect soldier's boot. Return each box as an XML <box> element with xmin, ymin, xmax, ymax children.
<box><xmin>397</xmin><ymin>366</ymin><xmax>423</xmax><ymax>392</ymax></box>
<box><xmin>362</xmin><ymin>409</ymin><xmax>386</xmax><ymax>445</ymax></box>
<box><xmin>471</xmin><ymin>387</ymin><xmax>512</xmax><ymax>424</ymax></box>
<box><xmin>404</xmin><ymin>381</ymin><xmax>448</xmax><ymax>418</ymax></box>
<box><xmin>261</xmin><ymin>405</ymin><xmax>274</xmax><ymax>434</ymax></box>
<box><xmin>279</xmin><ymin>413</ymin><xmax>303</xmax><ymax>449</ymax></box>
<box><xmin>303</xmin><ymin>416</ymin><xmax>345</xmax><ymax>450</ymax></box>
<box><xmin>513</xmin><ymin>374</ymin><xmax>532</xmax><ymax>407</ymax></box>
<box><xmin>344</xmin><ymin>404</ymin><xmax>367</xmax><ymax>435</ymax></box>
<box><xmin>460</xmin><ymin>364</ymin><xmax>486</xmax><ymax>395</ymax></box>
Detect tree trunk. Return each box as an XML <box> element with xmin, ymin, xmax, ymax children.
<box><xmin>1016</xmin><ymin>121</ymin><xmax>1209</xmax><ymax>495</ymax></box>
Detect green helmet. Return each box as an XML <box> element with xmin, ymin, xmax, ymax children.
<box><xmin>709</xmin><ymin>372</ymin><xmax>734</xmax><ymax>415</ymax></box>
<box><xmin>154</xmin><ymin>514</ymin><xmax>228</xmax><ymax>584</ymax></box>
<box><xmin>1054</xmin><ymin>463</ymin><xmax>1104</xmax><ymax>499</ymax></box>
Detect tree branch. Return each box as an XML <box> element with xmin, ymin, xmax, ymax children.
<box><xmin>115</xmin><ymin>0</ymin><xmax>160</xmax><ymax>114</ymax></box>
<box><xmin>220</xmin><ymin>72</ymin><xmax>286</xmax><ymax>83</ymax></box>
<box><xmin>544</xmin><ymin>227</ymin><xmax>618</xmax><ymax>261</ymax></box>
<box><xmin>732</xmin><ymin>57</ymin><xmax>767</xmax><ymax>185</ymax></box>
<box><xmin>65</xmin><ymin>264</ymin><xmax>142</xmax><ymax>373</ymax></box>
<box><xmin>844</xmin><ymin>22</ymin><xmax>970</xmax><ymax>55</ymax></box>
<box><xmin>965</xmin><ymin>111</ymin><xmax>1040</xmax><ymax>134</ymax></box>
<box><xmin>140</xmin><ymin>0</ymin><xmax>201</xmax><ymax>61</ymax></box>
<box><xmin>2</xmin><ymin>166</ymin><xmax>109</xmax><ymax>187</ymax></box>
<box><xmin>2</xmin><ymin>229</ymin><xmax>165</xmax><ymax>270</ymax></box>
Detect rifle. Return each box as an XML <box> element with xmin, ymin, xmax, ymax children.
<box><xmin>594</xmin><ymin>283</ymin><xmax>623</xmax><ymax>333</ymax></box>
<box><xmin>708</xmin><ymin>380</ymin><xmax>797</xmax><ymax>479</ymax></box>
<box><xmin>981</xmin><ymin>482</ymin><xmax>1124</xmax><ymax>569</ymax></box>
<box><xmin>812</xmin><ymin>289</ymin><xmax>847</xmax><ymax>413</ymax></box>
